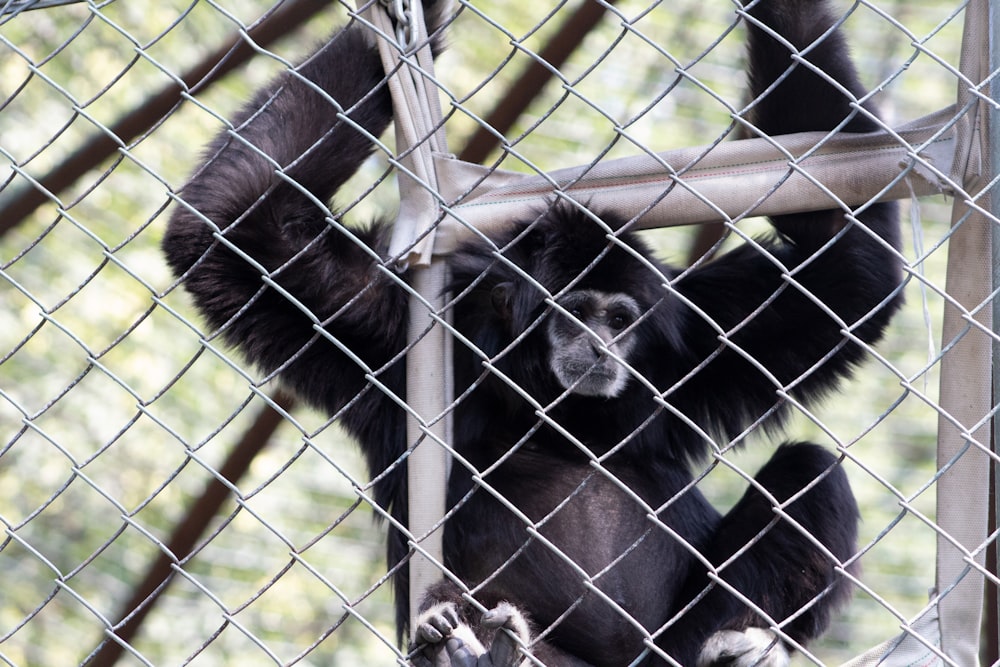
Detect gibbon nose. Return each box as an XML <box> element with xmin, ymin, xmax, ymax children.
<box><xmin>589</xmin><ymin>331</ymin><xmax>614</xmax><ymax>355</ymax></box>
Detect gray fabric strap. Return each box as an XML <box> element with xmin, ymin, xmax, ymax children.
<box><xmin>360</xmin><ymin>0</ymin><xmax>453</xmax><ymax>635</ymax></box>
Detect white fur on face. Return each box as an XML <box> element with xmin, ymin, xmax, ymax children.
<box><xmin>546</xmin><ymin>290</ymin><xmax>640</xmax><ymax>398</ymax></box>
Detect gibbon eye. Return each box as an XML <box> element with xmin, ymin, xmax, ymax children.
<box><xmin>569</xmin><ymin>307</ymin><xmax>584</xmax><ymax>319</ymax></box>
<box><xmin>609</xmin><ymin>314</ymin><xmax>630</xmax><ymax>331</ymax></box>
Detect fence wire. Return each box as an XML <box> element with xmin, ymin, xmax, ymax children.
<box><xmin>0</xmin><ymin>1</ymin><xmax>996</xmax><ymax>666</ymax></box>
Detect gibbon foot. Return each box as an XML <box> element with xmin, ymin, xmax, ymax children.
<box><xmin>411</xmin><ymin>601</ymin><xmax>530</xmax><ymax>667</ymax></box>
<box><xmin>697</xmin><ymin>628</ymin><xmax>791</xmax><ymax>667</ymax></box>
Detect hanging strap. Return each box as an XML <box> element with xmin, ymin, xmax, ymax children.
<box><xmin>363</xmin><ymin>0</ymin><xmax>448</xmax><ymax>267</ymax></box>
<box><xmin>358</xmin><ymin>0</ymin><xmax>452</xmax><ymax>636</ymax></box>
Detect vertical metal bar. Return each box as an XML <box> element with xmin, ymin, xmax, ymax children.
<box><xmin>359</xmin><ymin>0</ymin><xmax>454</xmax><ymax>636</ymax></box>
<box><xmin>934</xmin><ymin>2</ymin><xmax>994</xmax><ymax>663</ymax></box>
<box><xmin>989</xmin><ymin>0</ymin><xmax>1000</xmax><ymax>654</ymax></box>
<box><xmin>406</xmin><ymin>263</ymin><xmax>451</xmax><ymax>632</ymax></box>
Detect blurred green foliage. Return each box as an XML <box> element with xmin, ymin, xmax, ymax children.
<box><xmin>0</xmin><ymin>0</ymin><xmax>972</xmax><ymax>665</ymax></box>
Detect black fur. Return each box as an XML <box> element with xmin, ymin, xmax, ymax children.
<box><xmin>162</xmin><ymin>1</ymin><xmax>902</xmax><ymax>664</ymax></box>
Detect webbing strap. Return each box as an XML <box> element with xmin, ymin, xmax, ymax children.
<box><xmin>358</xmin><ymin>0</ymin><xmax>452</xmax><ymax>636</ymax></box>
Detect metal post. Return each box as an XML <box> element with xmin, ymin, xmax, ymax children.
<box><xmin>405</xmin><ymin>263</ymin><xmax>452</xmax><ymax>632</ymax></box>
<box><xmin>989</xmin><ymin>0</ymin><xmax>1000</xmax><ymax>654</ymax></box>
<box><xmin>359</xmin><ymin>0</ymin><xmax>453</xmax><ymax>637</ymax></box>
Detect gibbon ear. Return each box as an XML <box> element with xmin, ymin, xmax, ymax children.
<box><xmin>490</xmin><ymin>283</ymin><xmax>514</xmax><ymax>321</ymax></box>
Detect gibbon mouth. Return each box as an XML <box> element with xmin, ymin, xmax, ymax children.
<box><xmin>562</xmin><ymin>358</ymin><xmax>618</xmax><ymax>379</ymax></box>
<box><xmin>557</xmin><ymin>360</ymin><xmax>625</xmax><ymax>396</ymax></box>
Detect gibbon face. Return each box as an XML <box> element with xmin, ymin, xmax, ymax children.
<box><xmin>545</xmin><ymin>289</ymin><xmax>640</xmax><ymax>398</ymax></box>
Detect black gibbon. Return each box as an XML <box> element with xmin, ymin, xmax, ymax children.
<box><xmin>161</xmin><ymin>0</ymin><xmax>903</xmax><ymax>664</ymax></box>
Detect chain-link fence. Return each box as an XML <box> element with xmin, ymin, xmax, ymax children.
<box><xmin>0</xmin><ymin>0</ymin><xmax>996</xmax><ymax>665</ymax></box>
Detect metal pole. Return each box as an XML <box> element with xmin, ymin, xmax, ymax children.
<box><xmin>405</xmin><ymin>263</ymin><xmax>452</xmax><ymax>632</ymax></box>
<box><xmin>358</xmin><ymin>0</ymin><xmax>454</xmax><ymax>636</ymax></box>
<box><xmin>989</xmin><ymin>0</ymin><xmax>1000</xmax><ymax>655</ymax></box>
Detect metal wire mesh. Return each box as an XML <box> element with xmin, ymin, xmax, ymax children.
<box><xmin>0</xmin><ymin>0</ymin><xmax>995</xmax><ymax>665</ymax></box>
